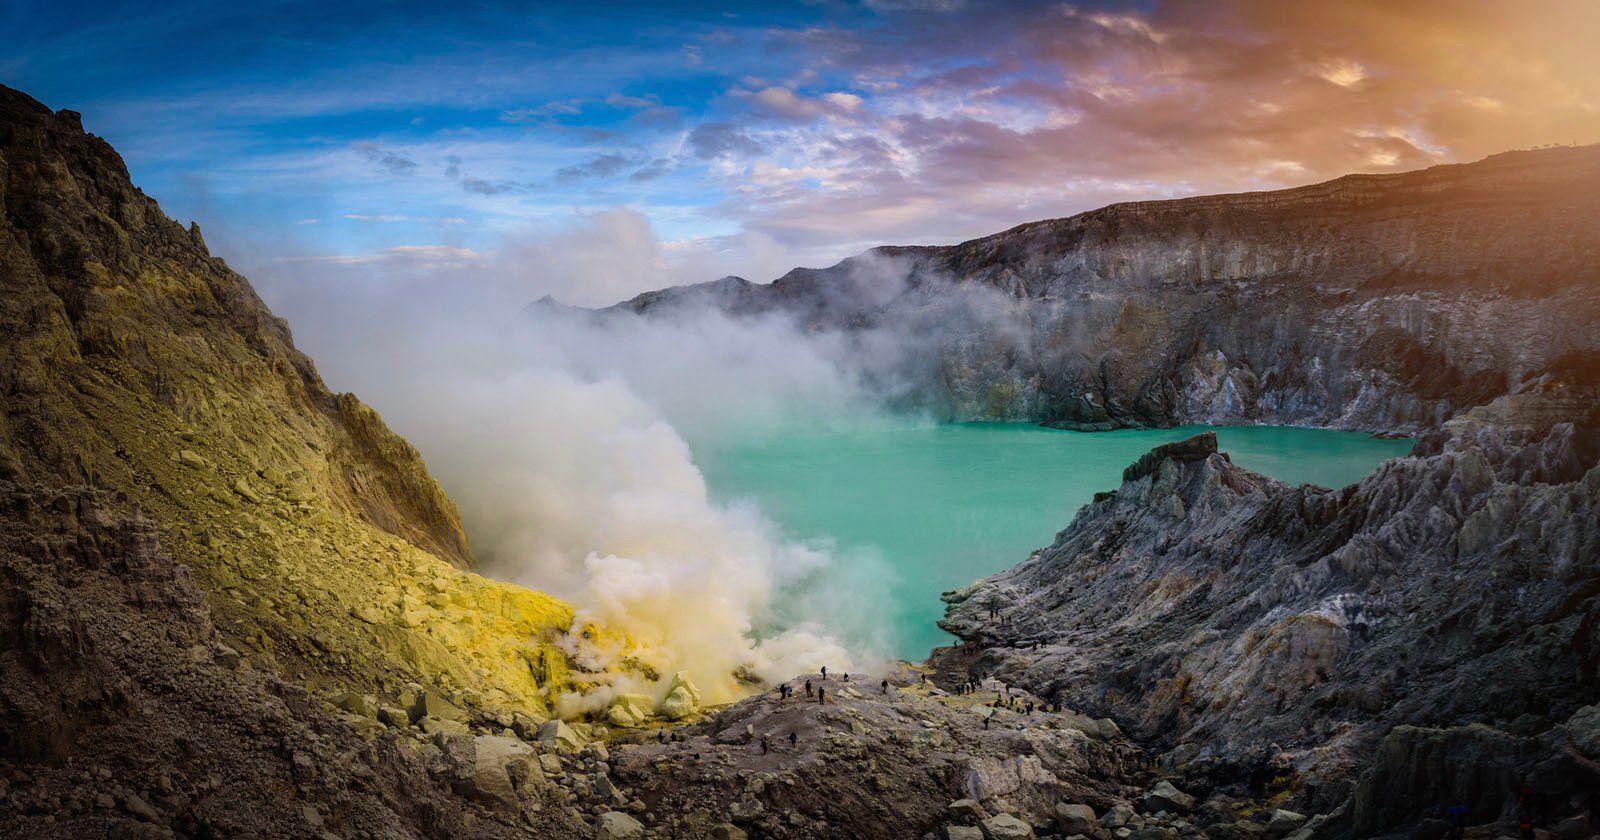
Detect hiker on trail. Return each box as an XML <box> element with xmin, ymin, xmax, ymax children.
<box><xmin>920</xmin><ymin>673</ymin><xmax>927</xmax><ymax>685</ymax></box>
<box><xmin>821</xmin><ymin>666</ymin><xmax>827</xmax><ymax>679</ymax></box>
<box><xmin>1517</xmin><ymin>784</ymin><xmax>1539</xmax><ymax>839</ymax></box>
<box><xmin>881</xmin><ymin>679</ymin><xmax>889</xmax><ymax>694</ymax></box>
<box><xmin>983</xmin><ymin>717</ymin><xmax>990</xmax><ymax>730</ymax></box>
<box><xmin>805</xmin><ymin>679</ymin><xmax>813</xmax><ymax>697</ymax></box>
<box><xmin>843</xmin><ymin>673</ymin><xmax>849</xmax><ymax>682</ymax></box>
<box><xmin>1445</xmin><ymin>803</ymin><xmax>1467</xmax><ymax>840</ymax></box>
<box><xmin>788</xmin><ymin>732</ymin><xmax>797</xmax><ymax>748</ymax></box>
<box><xmin>818</xmin><ymin>688</ymin><xmax>826</xmax><ymax>705</ymax></box>
<box><xmin>658</xmin><ymin>731</ymin><xmax>666</xmax><ymax>743</ymax></box>
<box><xmin>761</xmin><ymin>735</ymin><xmax>769</xmax><ymax>755</ymax></box>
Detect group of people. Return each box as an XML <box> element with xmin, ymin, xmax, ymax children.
<box><xmin>773</xmin><ymin>667</ymin><xmax>869</xmax><ymax>706</ymax></box>
<box><xmin>773</xmin><ymin>676</ymin><xmax>829</xmax><ymax>705</ymax></box>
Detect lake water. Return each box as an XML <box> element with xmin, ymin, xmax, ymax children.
<box><xmin>696</xmin><ymin>423</ymin><xmax>1413</xmax><ymax>662</ymax></box>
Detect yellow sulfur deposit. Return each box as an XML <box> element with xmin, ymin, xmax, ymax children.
<box><xmin>0</xmin><ymin>110</ymin><xmax>643</xmax><ymax>721</ymax></box>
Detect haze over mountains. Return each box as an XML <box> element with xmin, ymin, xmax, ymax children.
<box><xmin>603</xmin><ymin>145</ymin><xmax>1600</xmax><ymax>433</ymax></box>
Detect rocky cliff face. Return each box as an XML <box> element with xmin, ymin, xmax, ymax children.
<box><xmin>613</xmin><ymin>146</ymin><xmax>1600</xmax><ymax>433</ymax></box>
<box><xmin>0</xmin><ymin>84</ymin><xmax>598</xmax><ymax>722</ymax></box>
<box><xmin>935</xmin><ymin>380</ymin><xmax>1600</xmax><ymax>836</ymax></box>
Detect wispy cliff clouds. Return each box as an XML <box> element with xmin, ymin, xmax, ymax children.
<box><xmin>7</xmin><ymin>0</ymin><xmax>1598</xmax><ymax>304</ymax></box>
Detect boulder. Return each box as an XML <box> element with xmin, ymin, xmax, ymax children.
<box><xmin>420</xmin><ymin>716</ymin><xmax>470</xmax><ymax>740</ymax></box>
<box><xmin>1265</xmin><ymin>810</ymin><xmax>1306</xmax><ymax>838</ymax></box>
<box><xmin>1056</xmin><ymin>803</ymin><xmax>1098</xmax><ymax>836</ymax></box>
<box><xmin>1565</xmin><ymin>704</ymin><xmax>1600</xmax><ymax>758</ymax></box>
<box><xmin>463</xmin><ymin>735</ymin><xmax>541</xmax><ymax>810</ymax></box>
<box><xmin>332</xmin><ymin>692</ymin><xmax>377</xmax><ymax>719</ymax></box>
<box><xmin>949</xmin><ymin>799</ymin><xmax>989</xmax><ymax>824</ymax></box>
<box><xmin>213</xmin><ymin>644</ymin><xmax>242</xmax><ymax>669</ymax></box>
<box><xmin>1130</xmin><ymin>829</ymin><xmax>1177</xmax><ymax>840</ymax></box>
<box><xmin>1282</xmin><ymin>814</ymin><xmax>1328</xmax><ymax>840</ymax></box>
<box><xmin>607</xmin><ymin>694</ymin><xmax>654</xmax><ymax>728</ymax></box>
<box><xmin>980</xmin><ymin>813</ymin><xmax>1036</xmax><ymax>840</ymax></box>
<box><xmin>1554</xmin><ymin>815</ymin><xmax>1594</xmax><ymax>840</ymax></box>
<box><xmin>594</xmin><ymin>810</ymin><xmax>645</xmax><ymax>840</ymax></box>
<box><xmin>232</xmin><ymin>477</ymin><xmax>261</xmax><ymax>503</ymax></box>
<box><xmin>410</xmin><ymin>689</ymin><xmax>466</xmax><ymax>723</ymax></box>
<box><xmin>949</xmin><ymin>827</ymin><xmax>985</xmax><ymax>840</ymax></box>
<box><xmin>537</xmin><ymin>719</ymin><xmax>586</xmax><ymax>751</ymax></box>
<box><xmin>378</xmin><ymin>706</ymin><xmax>411</xmax><ymax>728</ymax></box>
<box><xmin>1142</xmin><ymin>781</ymin><xmax>1195</xmax><ymax>815</ymax></box>
<box><xmin>964</xmin><ymin>755</ymin><xmax>1059</xmax><ymax>801</ymax></box>
<box><xmin>729</xmin><ymin>798</ymin><xmax>765</xmax><ymax>821</ymax></box>
<box><xmin>712</xmin><ymin>825</ymin><xmax>749</xmax><ymax>840</ymax></box>
<box><xmin>1103</xmin><ymin>804</ymin><xmax>1136</xmax><ymax>828</ymax></box>
<box><xmin>512</xmin><ymin>712</ymin><xmax>546</xmax><ymax>740</ymax></box>
<box><xmin>121</xmin><ymin>793</ymin><xmax>160</xmax><ymax>823</ymax></box>
<box><xmin>593</xmin><ymin>772</ymin><xmax>621</xmax><ymax>802</ymax></box>
<box><xmin>659</xmin><ymin>671</ymin><xmax>702</xmax><ymax>720</ymax></box>
<box><xmin>339</xmin><ymin>713</ymin><xmax>386</xmax><ymax>740</ymax></box>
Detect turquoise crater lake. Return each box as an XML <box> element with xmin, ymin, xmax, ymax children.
<box><xmin>696</xmin><ymin>423</ymin><xmax>1414</xmax><ymax>662</ymax></box>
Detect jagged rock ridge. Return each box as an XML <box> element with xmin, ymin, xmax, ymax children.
<box><xmin>609</xmin><ymin>145</ymin><xmax>1600</xmax><ymax>433</ymax></box>
<box><xmin>936</xmin><ymin>381</ymin><xmax>1600</xmax><ymax>836</ymax></box>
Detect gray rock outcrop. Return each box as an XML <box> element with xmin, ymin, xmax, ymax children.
<box><xmin>935</xmin><ymin>387</ymin><xmax>1600</xmax><ymax>834</ymax></box>
<box><xmin>604</xmin><ymin>145</ymin><xmax>1600</xmax><ymax>434</ymax></box>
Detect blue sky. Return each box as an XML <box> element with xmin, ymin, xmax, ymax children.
<box><xmin>5</xmin><ymin>0</ymin><xmax>1598</xmax><ymax>307</ymax></box>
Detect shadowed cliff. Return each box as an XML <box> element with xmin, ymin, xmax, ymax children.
<box><xmin>936</xmin><ymin>382</ymin><xmax>1600</xmax><ymax>836</ymax></box>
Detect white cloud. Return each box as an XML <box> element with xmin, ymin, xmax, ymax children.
<box><xmin>605</xmin><ymin>92</ymin><xmax>659</xmax><ymax>109</ymax></box>
<box><xmin>1317</xmin><ymin>58</ymin><xmax>1367</xmax><ymax>88</ymax></box>
<box><xmin>272</xmin><ymin>244</ymin><xmax>482</xmax><ymax>266</ymax></box>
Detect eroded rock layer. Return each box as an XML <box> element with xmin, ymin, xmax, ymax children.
<box><xmin>612</xmin><ymin>145</ymin><xmax>1600</xmax><ymax>433</ymax></box>
<box><xmin>936</xmin><ymin>382</ymin><xmax>1600</xmax><ymax>836</ymax></box>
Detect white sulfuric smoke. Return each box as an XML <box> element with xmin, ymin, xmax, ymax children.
<box><xmin>244</xmin><ymin>212</ymin><xmax>906</xmax><ymax>704</ymax></box>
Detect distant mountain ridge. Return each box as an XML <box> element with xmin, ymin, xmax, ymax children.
<box><xmin>609</xmin><ymin>143</ymin><xmax>1600</xmax><ymax>433</ymax></box>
